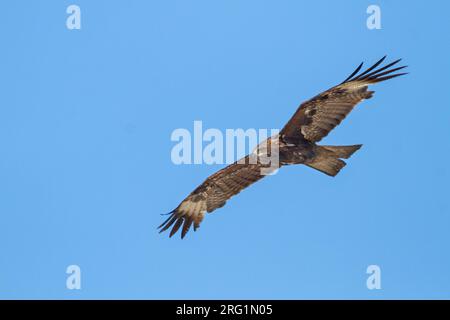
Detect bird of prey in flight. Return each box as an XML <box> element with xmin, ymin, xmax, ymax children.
<box><xmin>159</xmin><ymin>56</ymin><xmax>407</xmax><ymax>239</ymax></box>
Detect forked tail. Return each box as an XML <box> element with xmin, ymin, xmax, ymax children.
<box><xmin>306</xmin><ymin>145</ymin><xmax>362</xmax><ymax>177</ymax></box>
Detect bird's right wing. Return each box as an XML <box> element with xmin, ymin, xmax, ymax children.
<box><xmin>280</xmin><ymin>56</ymin><xmax>407</xmax><ymax>142</ymax></box>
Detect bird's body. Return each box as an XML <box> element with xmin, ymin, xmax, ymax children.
<box><xmin>159</xmin><ymin>57</ymin><xmax>407</xmax><ymax>238</ymax></box>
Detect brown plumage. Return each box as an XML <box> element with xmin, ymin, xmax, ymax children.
<box><xmin>159</xmin><ymin>56</ymin><xmax>407</xmax><ymax>238</ymax></box>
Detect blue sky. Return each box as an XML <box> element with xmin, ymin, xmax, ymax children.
<box><xmin>1</xmin><ymin>1</ymin><xmax>449</xmax><ymax>299</ymax></box>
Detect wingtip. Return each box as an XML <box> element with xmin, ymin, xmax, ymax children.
<box><xmin>372</xmin><ymin>72</ymin><xmax>409</xmax><ymax>83</ymax></box>
<box><xmin>161</xmin><ymin>209</ymin><xmax>175</xmax><ymax>216</ymax></box>
<box><xmin>374</xmin><ymin>55</ymin><xmax>388</xmax><ymax>67</ymax></box>
<box><xmin>341</xmin><ymin>61</ymin><xmax>364</xmax><ymax>83</ymax></box>
<box><xmin>357</xmin><ymin>57</ymin><xmax>408</xmax><ymax>83</ymax></box>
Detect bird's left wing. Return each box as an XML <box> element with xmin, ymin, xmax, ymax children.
<box><xmin>280</xmin><ymin>56</ymin><xmax>407</xmax><ymax>142</ymax></box>
<box><xmin>159</xmin><ymin>155</ymin><xmax>273</xmax><ymax>239</ymax></box>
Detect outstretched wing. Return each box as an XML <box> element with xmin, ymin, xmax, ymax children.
<box><xmin>280</xmin><ymin>56</ymin><xmax>407</xmax><ymax>142</ymax></box>
<box><xmin>159</xmin><ymin>155</ymin><xmax>274</xmax><ymax>239</ymax></box>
